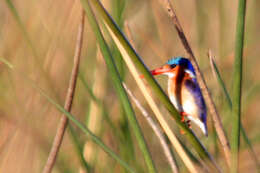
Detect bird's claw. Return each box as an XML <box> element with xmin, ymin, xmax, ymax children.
<box><xmin>186</xmin><ymin>120</ymin><xmax>191</xmax><ymax>129</ymax></box>
<box><xmin>180</xmin><ymin>112</ymin><xmax>192</xmax><ymax>135</ymax></box>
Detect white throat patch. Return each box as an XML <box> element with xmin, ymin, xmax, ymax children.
<box><xmin>165</xmin><ymin>72</ymin><xmax>176</xmax><ymax>78</ymax></box>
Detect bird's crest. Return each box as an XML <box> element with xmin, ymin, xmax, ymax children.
<box><xmin>167</xmin><ymin>57</ymin><xmax>196</xmax><ymax>78</ymax></box>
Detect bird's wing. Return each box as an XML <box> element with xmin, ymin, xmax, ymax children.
<box><xmin>183</xmin><ymin>77</ymin><xmax>207</xmax><ymax>123</ymax></box>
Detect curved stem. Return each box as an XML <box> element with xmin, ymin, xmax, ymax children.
<box><xmin>42</xmin><ymin>10</ymin><xmax>85</xmax><ymax>173</ymax></box>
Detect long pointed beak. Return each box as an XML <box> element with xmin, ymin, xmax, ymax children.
<box><xmin>140</xmin><ymin>65</ymin><xmax>172</xmax><ymax>78</ymax></box>
<box><xmin>150</xmin><ymin>66</ymin><xmax>171</xmax><ymax>76</ymax></box>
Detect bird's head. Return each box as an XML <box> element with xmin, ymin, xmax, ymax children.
<box><xmin>150</xmin><ymin>57</ymin><xmax>196</xmax><ymax>78</ymax></box>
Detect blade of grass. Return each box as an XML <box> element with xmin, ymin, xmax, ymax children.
<box><xmin>0</xmin><ymin>58</ymin><xmax>136</xmax><ymax>173</ymax></box>
<box><xmin>208</xmin><ymin>53</ymin><xmax>232</xmax><ymax>108</ymax></box>
<box><xmin>208</xmin><ymin>51</ymin><xmax>260</xmax><ymax>172</ymax></box>
<box><xmin>231</xmin><ymin>0</ymin><xmax>246</xmax><ymax>172</ymax></box>
<box><xmin>67</xmin><ymin>124</ymin><xmax>91</xmax><ymax>172</ymax></box>
<box><xmin>111</xmin><ymin>0</ymin><xmax>126</xmax><ymax>77</ymax></box>
<box><xmin>156</xmin><ymin>0</ymin><xmax>231</xmax><ymax>167</ymax></box>
<box><xmin>5</xmin><ymin>0</ymin><xmax>38</xmax><ymax>57</ymax></box>
<box><xmin>86</xmin><ymin>0</ymin><xmax>219</xmax><ymax>171</ymax></box>
<box><xmin>80</xmin><ymin>1</ymin><xmax>157</xmax><ymax>172</ymax></box>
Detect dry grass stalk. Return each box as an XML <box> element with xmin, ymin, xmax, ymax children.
<box><xmin>42</xmin><ymin>10</ymin><xmax>85</xmax><ymax>173</ymax></box>
<box><xmin>156</xmin><ymin>0</ymin><xmax>231</xmax><ymax>167</ymax></box>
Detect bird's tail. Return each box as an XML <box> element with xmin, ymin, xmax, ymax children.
<box><xmin>201</xmin><ymin>123</ymin><xmax>208</xmax><ymax>137</ymax></box>
<box><xmin>187</xmin><ymin>115</ymin><xmax>208</xmax><ymax>137</ymax></box>
<box><xmin>199</xmin><ymin>112</ymin><xmax>208</xmax><ymax>137</ymax></box>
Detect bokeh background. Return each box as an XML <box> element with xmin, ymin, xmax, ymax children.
<box><xmin>0</xmin><ymin>0</ymin><xmax>260</xmax><ymax>172</ymax></box>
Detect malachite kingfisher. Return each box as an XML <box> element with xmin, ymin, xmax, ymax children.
<box><xmin>150</xmin><ymin>57</ymin><xmax>208</xmax><ymax>136</ymax></box>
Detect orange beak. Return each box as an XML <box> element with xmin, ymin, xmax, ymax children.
<box><xmin>150</xmin><ymin>65</ymin><xmax>172</xmax><ymax>76</ymax></box>
<box><xmin>140</xmin><ymin>65</ymin><xmax>173</xmax><ymax>78</ymax></box>
<box><xmin>151</xmin><ymin>66</ymin><xmax>171</xmax><ymax>75</ymax></box>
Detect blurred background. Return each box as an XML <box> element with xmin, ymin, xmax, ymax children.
<box><xmin>0</xmin><ymin>0</ymin><xmax>260</xmax><ymax>172</ymax></box>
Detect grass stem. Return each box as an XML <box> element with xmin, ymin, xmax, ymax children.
<box><xmin>42</xmin><ymin>10</ymin><xmax>85</xmax><ymax>173</ymax></box>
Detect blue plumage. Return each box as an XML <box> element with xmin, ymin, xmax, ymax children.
<box><xmin>167</xmin><ymin>57</ymin><xmax>195</xmax><ymax>76</ymax></box>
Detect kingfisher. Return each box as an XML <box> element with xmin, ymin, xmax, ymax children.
<box><xmin>150</xmin><ymin>57</ymin><xmax>208</xmax><ymax>136</ymax></box>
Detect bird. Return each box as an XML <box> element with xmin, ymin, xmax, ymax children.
<box><xmin>150</xmin><ymin>57</ymin><xmax>208</xmax><ymax>136</ymax></box>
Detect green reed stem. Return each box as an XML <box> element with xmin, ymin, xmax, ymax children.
<box><xmin>231</xmin><ymin>0</ymin><xmax>246</xmax><ymax>172</ymax></box>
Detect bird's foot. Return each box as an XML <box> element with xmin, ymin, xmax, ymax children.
<box><xmin>180</xmin><ymin>112</ymin><xmax>192</xmax><ymax>134</ymax></box>
<box><xmin>180</xmin><ymin>119</ymin><xmax>192</xmax><ymax>135</ymax></box>
<box><xmin>186</xmin><ymin>120</ymin><xmax>192</xmax><ymax>129</ymax></box>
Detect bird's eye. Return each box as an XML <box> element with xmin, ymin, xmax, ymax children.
<box><xmin>170</xmin><ymin>64</ymin><xmax>176</xmax><ymax>68</ymax></box>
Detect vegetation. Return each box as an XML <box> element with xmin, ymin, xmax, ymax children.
<box><xmin>1</xmin><ymin>0</ymin><xmax>259</xmax><ymax>172</ymax></box>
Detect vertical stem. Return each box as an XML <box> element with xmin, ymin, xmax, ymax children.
<box><xmin>231</xmin><ymin>0</ymin><xmax>246</xmax><ymax>172</ymax></box>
